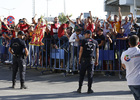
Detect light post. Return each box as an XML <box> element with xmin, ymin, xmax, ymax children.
<box><xmin>134</xmin><ymin>0</ymin><xmax>136</xmax><ymax>18</ymax></box>
<box><xmin>64</xmin><ymin>0</ymin><xmax>66</xmax><ymax>15</ymax></box>
<box><xmin>0</xmin><ymin>7</ymin><xmax>15</xmax><ymax>15</ymax></box>
<box><xmin>46</xmin><ymin>0</ymin><xmax>51</xmax><ymax>20</ymax></box>
<box><xmin>33</xmin><ymin>0</ymin><xmax>35</xmax><ymax>16</ymax></box>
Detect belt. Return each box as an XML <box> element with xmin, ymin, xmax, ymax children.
<box><xmin>13</xmin><ymin>54</ymin><xmax>22</xmax><ymax>57</ymax></box>
<box><xmin>82</xmin><ymin>57</ymin><xmax>94</xmax><ymax>61</ymax></box>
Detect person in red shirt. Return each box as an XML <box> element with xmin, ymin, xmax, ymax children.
<box><xmin>50</xmin><ymin>17</ymin><xmax>60</xmax><ymax>36</ymax></box>
<box><xmin>0</xmin><ymin>17</ymin><xmax>12</xmax><ymax>63</ymax></box>
<box><xmin>85</xmin><ymin>11</ymin><xmax>94</xmax><ymax>33</ymax></box>
<box><xmin>16</xmin><ymin>18</ymin><xmax>34</xmax><ymax>34</ymax></box>
<box><xmin>57</xmin><ymin>21</ymin><xmax>70</xmax><ymax>49</ymax></box>
<box><xmin>50</xmin><ymin>17</ymin><xmax>60</xmax><ymax>48</ymax></box>
<box><xmin>58</xmin><ymin>21</ymin><xmax>70</xmax><ymax>38</ymax></box>
<box><xmin>0</xmin><ymin>17</ymin><xmax>11</xmax><ymax>38</ymax></box>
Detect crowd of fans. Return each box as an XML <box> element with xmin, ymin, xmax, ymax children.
<box><xmin>0</xmin><ymin>7</ymin><xmax>140</xmax><ymax>74</ymax></box>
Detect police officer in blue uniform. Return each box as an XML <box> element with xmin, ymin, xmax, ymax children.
<box><xmin>9</xmin><ymin>31</ymin><xmax>29</xmax><ymax>89</ymax></box>
<box><xmin>77</xmin><ymin>30</ymin><xmax>99</xmax><ymax>93</ymax></box>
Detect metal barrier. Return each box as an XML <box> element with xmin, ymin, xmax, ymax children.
<box><xmin>0</xmin><ymin>38</ymin><xmax>127</xmax><ymax>77</ymax></box>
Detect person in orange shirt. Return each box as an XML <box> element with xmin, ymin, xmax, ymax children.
<box><xmin>107</xmin><ymin>7</ymin><xmax>122</xmax><ymax>33</ymax></box>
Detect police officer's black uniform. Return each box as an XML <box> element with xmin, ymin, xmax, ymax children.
<box><xmin>9</xmin><ymin>31</ymin><xmax>28</xmax><ymax>89</ymax></box>
<box><xmin>77</xmin><ymin>30</ymin><xmax>99</xmax><ymax>93</ymax></box>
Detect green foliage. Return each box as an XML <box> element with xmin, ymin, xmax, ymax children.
<box><xmin>58</xmin><ymin>13</ymin><xmax>72</xmax><ymax>24</ymax></box>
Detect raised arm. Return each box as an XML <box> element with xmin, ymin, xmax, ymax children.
<box><xmin>102</xmin><ymin>20</ymin><xmax>105</xmax><ymax>28</ymax></box>
<box><xmin>89</xmin><ymin>11</ymin><xmax>93</xmax><ymax>24</ymax></box>
<box><xmin>79</xmin><ymin>13</ymin><xmax>83</xmax><ymax>22</ymax></box>
<box><xmin>130</xmin><ymin>13</ymin><xmax>134</xmax><ymax>24</ymax></box>
<box><xmin>95</xmin><ymin>17</ymin><xmax>99</xmax><ymax>25</ymax></box>
<box><xmin>66</xmin><ymin>15</ymin><xmax>75</xmax><ymax>24</ymax></box>
<box><xmin>118</xmin><ymin>7</ymin><xmax>122</xmax><ymax>21</ymax></box>
<box><xmin>107</xmin><ymin>15</ymin><xmax>111</xmax><ymax>23</ymax></box>
<box><xmin>32</xmin><ymin>14</ymin><xmax>37</xmax><ymax>24</ymax></box>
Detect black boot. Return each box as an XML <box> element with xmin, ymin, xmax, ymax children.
<box><xmin>77</xmin><ymin>87</ymin><xmax>81</xmax><ymax>93</ymax></box>
<box><xmin>87</xmin><ymin>87</ymin><xmax>94</xmax><ymax>94</ymax></box>
<box><xmin>11</xmin><ymin>81</ymin><xmax>16</xmax><ymax>89</ymax></box>
<box><xmin>20</xmin><ymin>83</ymin><xmax>27</xmax><ymax>89</ymax></box>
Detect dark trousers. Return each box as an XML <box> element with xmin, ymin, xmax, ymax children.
<box><xmin>79</xmin><ymin>58</ymin><xmax>94</xmax><ymax>89</ymax></box>
<box><xmin>129</xmin><ymin>85</ymin><xmax>140</xmax><ymax>100</ymax></box>
<box><xmin>12</xmin><ymin>56</ymin><xmax>26</xmax><ymax>84</ymax></box>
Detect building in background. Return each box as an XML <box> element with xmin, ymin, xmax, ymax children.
<box><xmin>105</xmin><ymin>0</ymin><xmax>140</xmax><ymax>25</ymax></box>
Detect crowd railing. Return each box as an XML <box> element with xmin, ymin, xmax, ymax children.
<box><xmin>0</xmin><ymin>38</ymin><xmax>127</xmax><ymax>78</ymax></box>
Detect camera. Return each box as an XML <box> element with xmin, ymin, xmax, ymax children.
<box><xmin>20</xmin><ymin>21</ymin><xmax>24</xmax><ymax>23</ymax></box>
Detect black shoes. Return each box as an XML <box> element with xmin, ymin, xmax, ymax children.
<box><xmin>20</xmin><ymin>85</ymin><xmax>27</xmax><ymax>89</ymax></box>
<box><xmin>87</xmin><ymin>89</ymin><xmax>94</xmax><ymax>94</ymax></box>
<box><xmin>11</xmin><ymin>85</ymin><xmax>27</xmax><ymax>89</ymax></box>
<box><xmin>77</xmin><ymin>88</ymin><xmax>81</xmax><ymax>93</ymax></box>
<box><xmin>11</xmin><ymin>82</ymin><xmax>15</xmax><ymax>89</ymax></box>
<box><xmin>11</xmin><ymin>85</ymin><xmax>15</xmax><ymax>89</ymax></box>
<box><xmin>77</xmin><ymin>88</ymin><xmax>94</xmax><ymax>94</ymax></box>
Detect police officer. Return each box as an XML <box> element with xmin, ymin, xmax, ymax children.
<box><xmin>9</xmin><ymin>31</ymin><xmax>29</xmax><ymax>89</ymax></box>
<box><xmin>77</xmin><ymin>30</ymin><xmax>99</xmax><ymax>93</ymax></box>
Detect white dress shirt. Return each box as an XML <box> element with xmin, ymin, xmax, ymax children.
<box><xmin>69</xmin><ymin>32</ymin><xmax>82</xmax><ymax>47</ymax></box>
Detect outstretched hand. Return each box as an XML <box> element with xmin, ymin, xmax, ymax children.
<box><xmin>118</xmin><ymin>7</ymin><xmax>121</xmax><ymax>12</ymax></box>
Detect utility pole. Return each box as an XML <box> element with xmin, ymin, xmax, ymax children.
<box><xmin>64</xmin><ymin>0</ymin><xmax>66</xmax><ymax>15</ymax></box>
<box><xmin>0</xmin><ymin>7</ymin><xmax>15</xmax><ymax>15</ymax></box>
<box><xmin>47</xmin><ymin>0</ymin><xmax>48</xmax><ymax>19</ymax></box>
<box><xmin>33</xmin><ymin>0</ymin><xmax>35</xmax><ymax>17</ymax></box>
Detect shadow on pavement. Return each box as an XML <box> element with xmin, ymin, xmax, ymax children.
<box><xmin>0</xmin><ymin>90</ymin><xmax>131</xmax><ymax>100</ymax></box>
<box><xmin>0</xmin><ymin>65</ymin><xmax>126</xmax><ymax>84</ymax></box>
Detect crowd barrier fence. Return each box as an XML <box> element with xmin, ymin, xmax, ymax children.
<box><xmin>0</xmin><ymin>38</ymin><xmax>127</xmax><ymax>78</ymax></box>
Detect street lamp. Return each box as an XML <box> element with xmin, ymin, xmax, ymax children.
<box><xmin>64</xmin><ymin>0</ymin><xmax>66</xmax><ymax>15</ymax></box>
<box><xmin>33</xmin><ymin>0</ymin><xmax>35</xmax><ymax>16</ymax></box>
<box><xmin>46</xmin><ymin>0</ymin><xmax>51</xmax><ymax>19</ymax></box>
<box><xmin>0</xmin><ymin>7</ymin><xmax>16</xmax><ymax>15</ymax></box>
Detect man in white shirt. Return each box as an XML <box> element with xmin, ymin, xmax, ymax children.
<box><xmin>121</xmin><ymin>35</ymin><xmax>140</xmax><ymax>100</ymax></box>
<box><xmin>69</xmin><ymin>29</ymin><xmax>82</xmax><ymax>69</ymax></box>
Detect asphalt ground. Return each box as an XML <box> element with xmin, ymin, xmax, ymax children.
<box><xmin>0</xmin><ymin>64</ymin><xmax>134</xmax><ymax>100</ymax></box>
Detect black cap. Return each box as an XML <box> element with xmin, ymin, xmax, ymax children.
<box><xmin>17</xmin><ymin>31</ymin><xmax>25</xmax><ymax>35</ymax></box>
<box><xmin>84</xmin><ymin>30</ymin><xmax>92</xmax><ymax>34</ymax></box>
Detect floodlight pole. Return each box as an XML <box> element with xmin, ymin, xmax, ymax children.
<box><xmin>64</xmin><ymin>0</ymin><xmax>66</xmax><ymax>15</ymax></box>
<box><xmin>134</xmin><ymin>0</ymin><xmax>136</xmax><ymax>18</ymax></box>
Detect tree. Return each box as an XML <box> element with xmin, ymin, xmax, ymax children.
<box><xmin>58</xmin><ymin>13</ymin><xmax>72</xmax><ymax>24</ymax></box>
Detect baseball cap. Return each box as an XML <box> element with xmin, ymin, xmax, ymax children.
<box><xmin>84</xmin><ymin>30</ymin><xmax>92</xmax><ymax>34</ymax></box>
<box><xmin>17</xmin><ymin>31</ymin><xmax>25</xmax><ymax>35</ymax></box>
